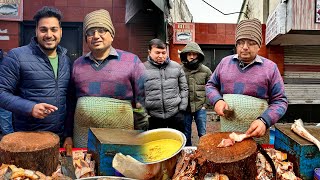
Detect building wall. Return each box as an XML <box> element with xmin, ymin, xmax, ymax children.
<box><xmin>0</xmin><ymin>0</ymin><xmax>156</xmax><ymax>60</ymax></box>
<box><xmin>169</xmin><ymin>0</ymin><xmax>192</xmax><ymax>23</ymax></box>
<box><xmin>239</xmin><ymin>0</ymin><xmax>280</xmax><ymax>23</ymax></box>
<box><xmin>269</xmin><ymin>0</ymin><xmax>281</xmax><ymax>15</ymax></box>
<box><xmin>0</xmin><ymin>21</ymin><xmax>19</xmax><ymax>53</ymax></box>
<box><xmin>287</xmin><ymin>0</ymin><xmax>320</xmax><ymax>31</ymax></box>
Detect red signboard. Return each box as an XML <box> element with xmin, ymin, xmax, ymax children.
<box><xmin>0</xmin><ymin>0</ymin><xmax>23</xmax><ymax>21</ymax></box>
<box><xmin>173</xmin><ymin>23</ymin><xmax>195</xmax><ymax>44</ymax></box>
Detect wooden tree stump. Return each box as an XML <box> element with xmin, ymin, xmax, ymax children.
<box><xmin>0</xmin><ymin>131</ymin><xmax>60</xmax><ymax>175</ymax></box>
<box><xmin>196</xmin><ymin>132</ymin><xmax>257</xmax><ymax>180</ymax></box>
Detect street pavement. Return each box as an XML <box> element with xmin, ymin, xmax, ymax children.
<box><xmin>191</xmin><ymin>111</ymin><xmax>220</xmax><ymax>146</ymax></box>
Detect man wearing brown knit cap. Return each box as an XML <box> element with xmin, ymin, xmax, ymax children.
<box><xmin>70</xmin><ymin>9</ymin><xmax>147</xmax><ymax>147</ymax></box>
<box><xmin>206</xmin><ymin>18</ymin><xmax>288</xmax><ymax>144</ymax></box>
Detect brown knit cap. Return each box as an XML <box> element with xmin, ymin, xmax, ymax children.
<box><xmin>235</xmin><ymin>18</ymin><xmax>262</xmax><ymax>47</ymax></box>
<box><xmin>83</xmin><ymin>9</ymin><xmax>115</xmax><ymax>38</ymax></box>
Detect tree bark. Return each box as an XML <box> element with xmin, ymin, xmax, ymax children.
<box><xmin>0</xmin><ymin>131</ymin><xmax>60</xmax><ymax>176</ymax></box>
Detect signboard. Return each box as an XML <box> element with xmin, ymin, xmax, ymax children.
<box><xmin>316</xmin><ymin>0</ymin><xmax>320</xmax><ymax>23</ymax></box>
<box><xmin>0</xmin><ymin>0</ymin><xmax>23</xmax><ymax>21</ymax></box>
<box><xmin>265</xmin><ymin>3</ymin><xmax>286</xmax><ymax>45</ymax></box>
<box><xmin>173</xmin><ymin>23</ymin><xmax>195</xmax><ymax>44</ymax></box>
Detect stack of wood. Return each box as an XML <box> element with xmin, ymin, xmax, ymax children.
<box><xmin>72</xmin><ymin>150</ymin><xmax>95</xmax><ymax>178</ymax></box>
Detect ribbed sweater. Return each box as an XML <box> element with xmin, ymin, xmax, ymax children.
<box><xmin>206</xmin><ymin>55</ymin><xmax>288</xmax><ymax>128</ymax></box>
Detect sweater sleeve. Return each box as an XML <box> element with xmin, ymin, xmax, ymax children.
<box><xmin>132</xmin><ymin>55</ymin><xmax>146</xmax><ymax>107</ymax></box>
<box><xmin>206</xmin><ymin>61</ymin><xmax>224</xmax><ymax>107</ymax></box>
<box><xmin>0</xmin><ymin>50</ymin><xmax>37</xmax><ymax>116</ymax></box>
<box><xmin>259</xmin><ymin>64</ymin><xmax>288</xmax><ymax>128</ymax></box>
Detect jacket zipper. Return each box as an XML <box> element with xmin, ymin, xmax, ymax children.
<box><xmin>160</xmin><ymin>67</ymin><xmax>166</xmax><ymax>118</ymax></box>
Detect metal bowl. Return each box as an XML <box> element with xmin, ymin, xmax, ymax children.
<box><xmin>137</xmin><ymin>128</ymin><xmax>186</xmax><ymax>164</ymax></box>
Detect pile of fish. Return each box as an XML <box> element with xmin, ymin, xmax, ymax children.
<box><xmin>256</xmin><ymin>148</ymin><xmax>301</xmax><ymax>180</ymax></box>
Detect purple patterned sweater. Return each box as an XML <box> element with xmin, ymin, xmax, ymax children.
<box><xmin>72</xmin><ymin>48</ymin><xmax>145</xmax><ymax>106</ymax></box>
<box><xmin>206</xmin><ymin>55</ymin><xmax>288</xmax><ymax>128</ymax></box>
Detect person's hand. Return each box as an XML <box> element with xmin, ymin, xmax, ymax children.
<box><xmin>246</xmin><ymin>119</ymin><xmax>267</xmax><ymax>138</ymax></box>
<box><xmin>31</xmin><ymin>103</ymin><xmax>58</xmax><ymax>119</ymax></box>
<box><xmin>213</xmin><ymin>100</ymin><xmax>229</xmax><ymax>116</ymax></box>
<box><xmin>63</xmin><ymin>137</ymin><xmax>73</xmax><ymax>149</ymax></box>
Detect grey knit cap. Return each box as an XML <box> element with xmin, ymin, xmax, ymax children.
<box><xmin>83</xmin><ymin>9</ymin><xmax>115</xmax><ymax>38</ymax></box>
<box><xmin>235</xmin><ymin>18</ymin><xmax>262</xmax><ymax>47</ymax></box>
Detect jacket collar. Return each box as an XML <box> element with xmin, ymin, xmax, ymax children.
<box><xmin>147</xmin><ymin>56</ymin><xmax>170</xmax><ymax>67</ymax></box>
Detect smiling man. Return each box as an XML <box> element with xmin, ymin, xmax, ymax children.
<box><xmin>0</xmin><ymin>7</ymin><xmax>72</xmax><ymax>146</ymax></box>
<box><xmin>206</xmin><ymin>18</ymin><xmax>288</xmax><ymax>144</ymax></box>
<box><xmin>70</xmin><ymin>9</ymin><xmax>146</xmax><ymax>147</ymax></box>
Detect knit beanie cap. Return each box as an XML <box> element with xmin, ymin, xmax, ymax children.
<box><xmin>83</xmin><ymin>9</ymin><xmax>115</xmax><ymax>38</ymax></box>
<box><xmin>235</xmin><ymin>18</ymin><xmax>262</xmax><ymax>47</ymax></box>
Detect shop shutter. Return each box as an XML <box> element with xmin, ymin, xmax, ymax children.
<box><xmin>284</xmin><ymin>45</ymin><xmax>320</xmax><ymax>104</ymax></box>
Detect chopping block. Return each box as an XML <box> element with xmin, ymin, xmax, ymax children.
<box><xmin>274</xmin><ymin>123</ymin><xmax>320</xmax><ymax>180</ymax></box>
<box><xmin>87</xmin><ymin>128</ymin><xmax>142</xmax><ymax>176</ymax></box>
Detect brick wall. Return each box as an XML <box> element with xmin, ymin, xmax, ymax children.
<box><xmin>0</xmin><ymin>0</ymin><xmax>146</xmax><ymax>57</ymax></box>
<box><xmin>0</xmin><ymin>21</ymin><xmax>19</xmax><ymax>53</ymax></box>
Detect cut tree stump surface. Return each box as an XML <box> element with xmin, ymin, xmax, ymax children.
<box><xmin>0</xmin><ymin>131</ymin><xmax>60</xmax><ymax>175</ymax></box>
<box><xmin>196</xmin><ymin>132</ymin><xmax>258</xmax><ymax>180</ymax></box>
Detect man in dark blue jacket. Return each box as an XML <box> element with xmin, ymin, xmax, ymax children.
<box><xmin>0</xmin><ymin>7</ymin><xmax>72</xmax><ymax>147</ymax></box>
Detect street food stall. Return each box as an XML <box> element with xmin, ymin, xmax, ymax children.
<box><xmin>1</xmin><ymin>120</ymin><xmax>320</xmax><ymax>180</ymax></box>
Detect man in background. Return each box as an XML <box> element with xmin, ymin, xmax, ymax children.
<box><xmin>180</xmin><ymin>42</ymin><xmax>212</xmax><ymax>146</ymax></box>
<box><xmin>144</xmin><ymin>38</ymin><xmax>188</xmax><ymax>132</ymax></box>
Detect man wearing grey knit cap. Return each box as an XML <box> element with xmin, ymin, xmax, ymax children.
<box><xmin>206</xmin><ymin>18</ymin><xmax>288</xmax><ymax>144</ymax></box>
<box><xmin>70</xmin><ymin>9</ymin><xmax>147</xmax><ymax>147</ymax></box>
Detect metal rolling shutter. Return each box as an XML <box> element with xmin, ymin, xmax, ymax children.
<box><xmin>284</xmin><ymin>46</ymin><xmax>320</xmax><ymax>104</ymax></box>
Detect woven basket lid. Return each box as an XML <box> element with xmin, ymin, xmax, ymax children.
<box><xmin>220</xmin><ymin>94</ymin><xmax>269</xmax><ymax>144</ymax></box>
<box><xmin>73</xmin><ymin>97</ymin><xmax>134</xmax><ymax>148</ymax></box>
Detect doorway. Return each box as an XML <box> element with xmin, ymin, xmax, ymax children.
<box><xmin>200</xmin><ymin>45</ymin><xmax>235</xmax><ymax>71</ymax></box>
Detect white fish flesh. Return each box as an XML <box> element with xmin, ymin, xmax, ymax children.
<box><xmin>291</xmin><ymin>119</ymin><xmax>320</xmax><ymax>151</ymax></box>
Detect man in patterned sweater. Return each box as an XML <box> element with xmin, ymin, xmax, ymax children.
<box><xmin>69</xmin><ymin>9</ymin><xmax>146</xmax><ymax>147</ymax></box>
<box><xmin>206</xmin><ymin>19</ymin><xmax>288</xmax><ymax>142</ymax></box>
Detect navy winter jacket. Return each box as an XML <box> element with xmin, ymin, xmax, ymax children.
<box><xmin>0</xmin><ymin>37</ymin><xmax>72</xmax><ymax>138</ymax></box>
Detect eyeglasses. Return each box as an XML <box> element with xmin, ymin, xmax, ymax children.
<box><xmin>236</xmin><ymin>40</ymin><xmax>258</xmax><ymax>48</ymax></box>
<box><xmin>86</xmin><ymin>28</ymin><xmax>108</xmax><ymax>37</ymax></box>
